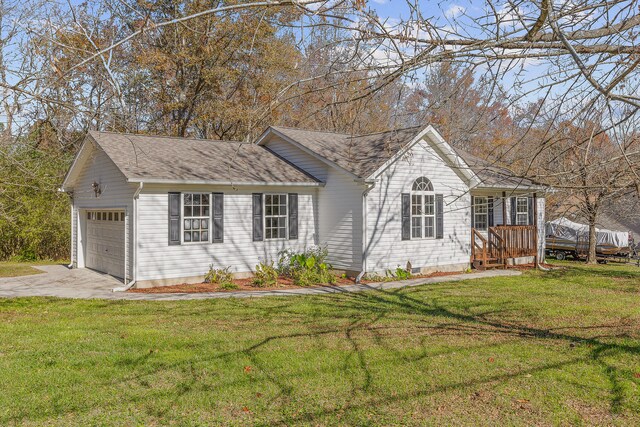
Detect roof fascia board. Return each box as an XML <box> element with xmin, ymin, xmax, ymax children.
<box><xmin>258</xmin><ymin>127</ymin><xmax>361</xmax><ymax>180</ymax></box>
<box><xmin>61</xmin><ymin>135</ymin><xmax>94</xmax><ymax>191</ymax></box>
<box><xmin>367</xmin><ymin>125</ymin><xmax>481</xmax><ymax>187</ymax></box>
<box><xmin>127</xmin><ymin>178</ymin><xmax>325</xmax><ymax>187</ymax></box>
<box><xmin>471</xmin><ymin>184</ymin><xmax>551</xmax><ymax>191</ymax></box>
<box><xmin>471</xmin><ymin>184</ymin><xmax>548</xmax><ymax>192</ymax></box>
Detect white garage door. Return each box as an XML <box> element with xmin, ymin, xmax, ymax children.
<box><xmin>86</xmin><ymin>210</ymin><xmax>125</xmax><ymax>278</ymax></box>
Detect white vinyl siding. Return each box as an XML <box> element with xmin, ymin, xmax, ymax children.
<box><xmin>365</xmin><ymin>139</ymin><xmax>471</xmax><ymax>273</ymax></box>
<box><xmin>263</xmin><ymin>137</ymin><xmax>328</xmax><ymax>181</ymax></box>
<box><xmin>71</xmin><ymin>143</ymin><xmax>136</xmax><ymax>280</ymax></box>
<box><xmin>136</xmin><ymin>185</ymin><xmax>317</xmax><ymax>281</ymax></box>
<box><xmin>264</xmin><ymin>136</ymin><xmax>364</xmax><ymax>271</ymax></box>
<box><xmin>317</xmin><ymin>168</ymin><xmax>364</xmax><ymax>270</ymax></box>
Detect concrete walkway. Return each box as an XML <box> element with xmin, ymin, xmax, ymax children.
<box><xmin>0</xmin><ymin>265</ymin><xmax>522</xmax><ymax>301</ymax></box>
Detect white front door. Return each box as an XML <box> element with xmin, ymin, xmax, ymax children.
<box><xmin>86</xmin><ymin>210</ymin><xmax>125</xmax><ymax>278</ymax></box>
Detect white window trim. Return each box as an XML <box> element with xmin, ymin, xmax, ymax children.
<box><xmin>264</xmin><ymin>193</ymin><xmax>288</xmax><ymax>240</ymax></box>
<box><xmin>516</xmin><ymin>196</ymin><xmax>529</xmax><ymax>226</ymax></box>
<box><xmin>411</xmin><ymin>190</ymin><xmax>436</xmax><ymax>240</ymax></box>
<box><xmin>473</xmin><ymin>196</ymin><xmax>489</xmax><ymax>231</ymax></box>
<box><xmin>181</xmin><ymin>192</ymin><xmax>211</xmax><ymax>244</ymax></box>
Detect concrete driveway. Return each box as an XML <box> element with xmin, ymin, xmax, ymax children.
<box><xmin>0</xmin><ymin>265</ymin><xmax>126</xmax><ymax>299</ymax></box>
<box><xmin>0</xmin><ymin>265</ymin><xmax>522</xmax><ymax>301</ymax></box>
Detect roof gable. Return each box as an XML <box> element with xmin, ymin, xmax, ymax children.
<box><xmin>366</xmin><ymin>125</ymin><xmax>480</xmax><ymax>186</ymax></box>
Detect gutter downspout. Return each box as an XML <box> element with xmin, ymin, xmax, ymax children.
<box><xmin>113</xmin><ymin>182</ymin><xmax>143</xmax><ymax>292</ymax></box>
<box><xmin>356</xmin><ymin>181</ymin><xmax>376</xmax><ymax>284</ymax></box>
<box><xmin>68</xmin><ymin>196</ymin><xmax>74</xmax><ymax>269</ymax></box>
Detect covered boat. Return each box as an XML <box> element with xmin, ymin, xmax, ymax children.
<box><xmin>545</xmin><ymin>217</ymin><xmax>630</xmax><ymax>259</ymax></box>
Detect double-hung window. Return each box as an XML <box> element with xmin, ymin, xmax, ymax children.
<box><xmin>411</xmin><ymin>177</ymin><xmax>436</xmax><ymax>239</ymax></box>
<box><xmin>516</xmin><ymin>197</ymin><xmax>528</xmax><ymax>225</ymax></box>
<box><xmin>264</xmin><ymin>194</ymin><xmax>287</xmax><ymax>239</ymax></box>
<box><xmin>473</xmin><ymin>196</ymin><xmax>488</xmax><ymax>231</ymax></box>
<box><xmin>183</xmin><ymin>193</ymin><xmax>210</xmax><ymax>243</ymax></box>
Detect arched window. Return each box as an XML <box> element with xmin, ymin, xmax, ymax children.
<box><xmin>411</xmin><ymin>177</ymin><xmax>435</xmax><ymax>238</ymax></box>
<box><xmin>412</xmin><ymin>176</ymin><xmax>433</xmax><ymax>192</ymax></box>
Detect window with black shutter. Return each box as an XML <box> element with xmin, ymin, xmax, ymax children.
<box><xmin>168</xmin><ymin>192</ymin><xmax>181</xmax><ymax>245</ymax></box>
<box><xmin>212</xmin><ymin>192</ymin><xmax>224</xmax><ymax>243</ymax></box>
<box><xmin>288</xmin><ymin>193</ymin><xmax>298</xmax><ymax>240</ymax></box>
<box><xmin>401</xmin><ymin>193</ymin><xmax>410</xmax><ymax>240</ymax></box>
<box><xmin>252</xmin><ymin>193</ymin><xmax>263</xmax><ymax>241</ymax></box>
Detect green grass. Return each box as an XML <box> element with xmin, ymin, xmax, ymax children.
<box><xmin>1</xmin><ymin>261</ymin><xmax>639</xmax><ymax>426</ymax></box>
<box><xmin>0</xmin><ymin>260</ymin><xmax>64</xmax><ymax>278</ymax></box>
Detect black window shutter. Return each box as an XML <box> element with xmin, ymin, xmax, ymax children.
<box><xmin>168</xmin><ymin>192</ymin><xmax>181</xmax><ymax>245</ymax></box>
<box><xmin>527</xmin><ymin>196</ymin><xmax>534</xmax><ymax>226</ymax></box>
<box><xmin>510</xmin><ymin>197</ymin><xmax>517</xmax><ymax>225</ymax></box>
<box><xmin>436</xmin><ymin>194</ymin><xmax>444</xmax><ymax>239</ymax></box>
<box><xmin>401</xmin><ymin>193</ymin><xmax>410</xmax><ymax>240</ymax></box>
<box><xmin>252</xmin><ymin>193</ymin><xmax>263</xmax><ymax>242</ymax></box>
<box><xmin>212</xmin><ymin>192</ymin><xmax>224</xmax><ymax>243</ymax></box>
<box><xmin>470</xmin><ymin>196</ymin><xmax>475</xmax><ymax>228</ymax></box>
<box><xmin>488</xmin><ymin>196</ymin><xmax>494</xmax><ymax>227</ymax></box>
<box><xmin>288</xmin><ymin>193</ymin><xmax>298</xmax><ymax>240</ymax></box>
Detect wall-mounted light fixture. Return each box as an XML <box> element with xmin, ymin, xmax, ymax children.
<box><xmin>92</xmin><ymin>181</ymin><xmax>102</xmax><ymax>198</ymax></box>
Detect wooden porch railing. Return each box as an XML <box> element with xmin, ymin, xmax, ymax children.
<box><xmin>471</xmin><ymin>228</ymin><xmax>488</xmax><ymax>266</ymax></box>
<box><xmin>492</xmin><ymin>225</ymin><xmax>537</xmax><ymax>259</ymax></box>
<box><xmin>472</xmin><ymin>225</ymin><xmax>537</xmax><ymax>269</ymax></box>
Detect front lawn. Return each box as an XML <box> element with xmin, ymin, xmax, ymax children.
<box><xmin>1</xmin><ymin>261</ymin><xmax>639</xmax><ymax>425</ymax></box>
<box><xmin>0</xmin><ymin>260</ymin><xmax>63</xmax><ymax>278</ymax></box>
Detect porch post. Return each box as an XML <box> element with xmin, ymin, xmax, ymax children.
<box><xmin>502</xmin><ymin>191</ymin><xmax>507</xmax><ymax>225</ymax></box>
<box><xmin>533</xmin><ymin>192</ymin><xmax>538</xmax><ymax>268</ymax></box>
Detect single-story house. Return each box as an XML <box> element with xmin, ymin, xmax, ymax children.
<box><xmin>61</xmin><ymin>125</ymin><xmax>547</xmax><ymax>288</ymax></box>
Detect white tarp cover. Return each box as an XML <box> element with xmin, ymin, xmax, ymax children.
<box><xmin>546</xmin><ymin>217</ymin><xmax>629</xmax><ymax>248</ymax></box>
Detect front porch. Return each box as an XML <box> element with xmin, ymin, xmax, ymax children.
<box><xmin>470</xmin><ymin>191</ymin><xmax>541</xmax><ymax>269</ymax></box>
<box><xmin>472</xmin><ymin>225</ymin><xmax>538</xmax><ymax>269</ymax></box>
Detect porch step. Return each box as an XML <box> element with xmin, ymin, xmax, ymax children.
<box><xmin>484</xmin><ymin>262</ymin><xmax>504</xmax><ymax>268</ymax></box>
<box><xmin>472</xmin><ymin>258</ymin><xmax>504</xmax><ymax>270</ymax></box>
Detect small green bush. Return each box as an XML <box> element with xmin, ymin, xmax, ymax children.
<box><xmin>204</xmin><ymin>265</ymin><xmax>235</xmax><ymax>288</ymax></box>
<box><xmin>253</xmin><ymin>261</ymin><xmax>279</xmax><ymax>287</ymax></box>
<box><xmin>394</xmin><ymin>266</ymin><xmax>412</xmax><ymax>280</ymax></box>
<box><xmin>277</xmin><ymin>246</ymin><xmax>335</xmax><ymax>286</ymax></box>
<box><xmin>219</xmin><ymin>282</ymin><xmax>239</xmax><ymax>290</ymax></box>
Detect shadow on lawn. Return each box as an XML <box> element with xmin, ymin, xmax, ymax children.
<box><xmin>129</xmin><ymin>284</ymin><xmax>639</xmax><ymax>424</ymax></box>
<box><xmin>9</xmin><ymin>280</ymin><xmax>638</xmax><ymax>425</ymax></box>
<box><xmin>237</xmin><ymin>284</ymin><xmax>639</xmax><ymax>425</ymax></box>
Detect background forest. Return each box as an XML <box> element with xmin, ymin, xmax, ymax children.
<box><xmin>1</xmin><ymin>0</ymin><xmax>639</xmax><ymax>261</ymax></box>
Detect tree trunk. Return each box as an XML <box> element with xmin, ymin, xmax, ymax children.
<box><xmin>586</xmin><ymin>216</ymin><xmax>598</xmax><ymax>264</ymax></box>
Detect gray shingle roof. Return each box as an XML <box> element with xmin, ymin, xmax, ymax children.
<box><xmin>450</xmin><ymin>147</ymin><xmax>542</xmax><ymax>189</ymax></box>
<box><xmin>88</xmin><ymin>131</ymin><xmax>320</xmax><ymax>185</ymax></box>
<box><xmin>270</xmin><ymin>126</ymin><xmax>542</xmax><ymax>189</ymax></box>
<box><xmin>270</xmin><ymin>126</ymin><xmax>420</xmax><ymax>179</ymax></box>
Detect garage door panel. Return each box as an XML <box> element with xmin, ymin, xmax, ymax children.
<box><xmin>86</xmin><ymin>210</ymin><xmax>125</xmax><ymax>278</ymax></box>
